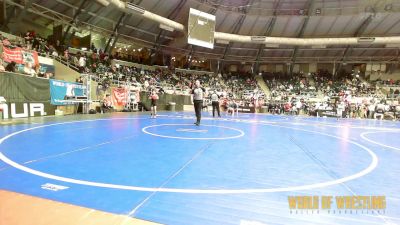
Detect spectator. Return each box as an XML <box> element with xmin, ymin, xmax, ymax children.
<box><xmin>24</xmin><ymin>32</ymin><xmax>33</xmax><ymax>50</ymax></box>
<box><xmin>0</xmin><ymin>59</ymin><xmax>5</xmax><ymax>72</ymax></box>
<box><xmin>78</xmin><ymin>53</ymin><xmax>86</xmax><ymax>73</ymax></box>
<box><xmin>2</xmin><ymin>37</ymin><xmax>11</xmax><ymax>46</ymax></box>
<box><xmin>5</xmin><ymin>61</ymin><xmax>16</xmax><ymax>73</ymax></box>
<box><xmin>101</xmin><ymin>94</ymin><xmax>113</xmax><ymax>113</ymax></box>
<box><xmin>23</xmin><ymin>62</ymin><xmax>36</xmax><ymax>77</ymax></box>
<box><xmin>73</xmin><ymin>53</ymin><xmax>80</xmax><ymax>67</ymax></box>
<box><xmin>76</xmin><ymin>77</ymin><xmax>84</xmax><ymax>83</ymax></box>
<box><xmin>374</xmin><ymin>102</ymin><xmax>385</xmax><ymax>120</ymax></box>
<box><xmin>51</xmin><ymin>46</ymin><xmax>59</xmax><ymax>57</ymax></box>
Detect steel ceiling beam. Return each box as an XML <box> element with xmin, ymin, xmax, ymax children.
<box><xmin>191</xmin><ymin>0</ymin><xmax>400</xmax><ymax>16</ymax></box>
<box><xmin>85</xmin><ymin>3</ymin><xmax>114</xmax><ymax>26</ymax></box>
<box><xmin>218</xmin><ymin>0</ymin><xmax>252</xmax><ymax>73</ymax></box>
<box><xmin>1</xmin><ymin>1</ymin><xmax>17</xmax><ymax>30</ymax></box>
<box><xmin>14</xmin><ymin>0</ymin><xmax>33</xmax><ymax>25</ymax></box>
<box><xmin>289</xmin><ymin>0</ymin><xmax>314</xmax><ymax>75</ymax></box>
<box><xmin>335</xmin><ymin>13</ymin><xmax>375</xmax><ymax>76</ymax></box>
<box><xmin>53</xmin><ymin>0</ymin><xmax>168</xmax><ymax>41</ymax></box>
<box><xmin>108</xmin><ymin>14</ymin><xmax>133</xmax><ymax>53</ymax></box>
<box><xmin>104</xmin><ymin>12</ymin><xmax>125</xmax><ymax>53</ymax></box>
<box><xmin>159</xmin><ymin>43</ymin><xmax>398</xmax><ymax>63</ymax></box>
<box><xmin>61</xmin><ymin>0</ymin><xmax>89</xmax><ymax>44</ymax></box>
<box><xmin>104</xmin><ymin>0</ymin><xmax>136</xmax><ymax>53</ymax></box>
<box><xmin>254</xmin><ymin>0</ymin><xmax>281</xmax><ymax>74</ymax></box>
<box><xmin>151</xmin><ymin>0</ymin><xmax>188</xmax><ymax>64</ymax></box>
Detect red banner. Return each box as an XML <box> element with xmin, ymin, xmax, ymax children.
<box><xmin>2</xmin><ymin>46</ymin><xmax>39</xmax><ymax>65</ymax></box>
<box><xmin>112</xmin><ymin>88</ymin><xmax>129</xmax><ymax>106</ymax></box>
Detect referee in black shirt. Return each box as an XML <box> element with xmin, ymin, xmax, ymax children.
<box><xmin>191</xmin><ymin>80</ymin><xmax>206</xmax><ymax>126</ymax></box>
<box><xmin>210</xmin><ymin>91</ymin><xmax>221</xmax><ymax>117</ymax></box>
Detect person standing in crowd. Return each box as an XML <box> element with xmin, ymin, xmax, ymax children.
<box><xmin>73</xmin><ymin>52</ymin><xmax>80</xmax><ymax>68</ymax></box>
<box><xmin>24</xmin><ymin>32</ymin><xmax>33</xmax><ymax>50</ymax></box>
<box><xmin>149</xmin><ymin>90</ymin><xmax>159</xmax><ymax>119</ymax></box>
<box><xmin>374</xmin><ymin>101</ymin><xmax>385</xmax><ymax>120</ymax></box>
<box><xmin>0</xmin><ymin>59</ymin><xmax>5</xmax><ymax>72</ymax></box>
<box><xmin>102</xmin><ymin>94</ymin><xmax>112</xmax><ymax>113</ymax></box>
<box><xmin>210</xmin><ymin>91</ymin><xmax>221</xmax><ymax>118</ymax></box>
<box><xmin>337</xmin><ymin>101</ymin><xmax>345</xmax><ymax>119</ymax></box>
<box><xmin>191</xmin><ymin>80</ymin><xmax>206</xmax><ymax>126</ymax></box>
<box><xmin>78</xmin><ymin>53</ymin><xmax>86</xmax><ymax>73</ymax></box>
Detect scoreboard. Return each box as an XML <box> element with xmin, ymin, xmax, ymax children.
<box><xmin>187</xmin><ymin>8</ymin><xmax>216</xmax><ymax>49</ymax></box>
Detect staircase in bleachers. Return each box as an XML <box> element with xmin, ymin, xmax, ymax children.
<box><xmin>255</xmin><ymin>75</ymin><xmax>270</xmax><ymax>98</ymax></box>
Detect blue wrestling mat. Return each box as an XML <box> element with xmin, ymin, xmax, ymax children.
<box><xmin>0</xmin><ymin>112</ymin><xmax>399</xmax><ymax>225</ymax></box>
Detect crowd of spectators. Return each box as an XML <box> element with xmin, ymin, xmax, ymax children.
<box><xmin>0</xmin><ymin>31</ymin><xmax>55</xmax><ymax>78</ymax></box>
<box><xmin>56</xmin><ymin>45</ymin><xmax>264</xmax><ymax>103</ymax></box>
<box><xmin>263</xmin><ymin>70</ymin><xmax>400</xmax><ymax>120</ymax></box>
<box><xmin>1</xmin><ymin>29</ymin><xmax>398</xmax><ymax>120</ymax></box>
<box><xmin>264</xmin><ymin>72</ymin><xmax>317</xmax><ymax>101</ymax></box>
<box><xmin>0</xmin><ymin>29</ymin><xmax>265</xmax><ymax>107</ymax></box>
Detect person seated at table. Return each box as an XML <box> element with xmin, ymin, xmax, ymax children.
<box><xmin>102</xmin><ymin>94</ymin><xmax>112</xmax><ymax>113</ymax></box>
<box><xmin>395</xmin><ymin>105</ymin><xmax>400</xmax><ymax>121</ymax></box>
<box><xmin>23</xmin><ymin>62</ymin><xmax>36</xmax><ymax>77</ymax></box>
<box><xmin>374</xmin><ymin>102</ymin><xmax>385</xmax><ymax>120</ymax></box>
<box><xmin>227</xmin><ymin>99</ymin><xmax>238</xmax><ymax>117</ymax></box>
<box><xmin>5</xmin><ymin>61</ymin><xmax>16</xmax><ymax>73</ymax></box>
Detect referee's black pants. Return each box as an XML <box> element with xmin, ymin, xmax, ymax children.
<box><xmin>212</xmin><ymin>101</ymin><xmax>220</xmax><ymax>117</ymax></box>
<box><xmin>194</xmin><ymin>100</ymin><xmax>203</xmax><ymax>124</ymax></box>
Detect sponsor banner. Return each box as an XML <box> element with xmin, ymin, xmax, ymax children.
<box><xmin>2</xmin><ymin>46</ymin><xmax>39</xmax><ymax>65</ymax></box>
<box><xmin>317</xmin><ymin>110</ymin><xmax>337</xmax><ymax>117</ymax></box>
<box><xmin>0</xmin><ymin>102</ymin><xmax>56</xmax><ymax>119</ymax></box>
<box><xmin>38</xmin><ymin>56</ymin><xmax>55</xmax><ymax>78</ymax></box>
<box><xmin>238</xmin><ymin>106</ymin><xmax>256</xmax><ymax>113</ymax></box>
<box><xmin>50</xmin><ymin>80</ymin><xmax>86</xmax><ymax>105</ymax></box>
<box><xmin>112</xmin><ymin>87</ymin><xmax>129</xmax><ymax>106</ymax></box>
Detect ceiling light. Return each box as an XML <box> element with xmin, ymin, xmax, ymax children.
<box><xmin>96</xmin><ymin>0</ymin><xmax>109</xmax><ymax>6</ymax></box>
<box><xmin>357</xmin><ymin>37</ymin><xmax>375</xmax><ymax>43</ymax></box>
<box><xmin>126</xmin><ymin>2</ymin><xmax>145</xmax><ymax>14</ymax></box>
<box><xmin>251</xmin><ymin>36</ymin><xmax>266</xmax><ymax>42</ymax></box>
<box><xmin>159</xmin><ymin>24</ymin><xmax>174</xmax><ymax>32</ymax></box>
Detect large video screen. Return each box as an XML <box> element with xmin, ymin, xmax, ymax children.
<box><xmin>187</xmin><ymin>8</ymin><xmax>216</xmax><ymax>49</ymax></box>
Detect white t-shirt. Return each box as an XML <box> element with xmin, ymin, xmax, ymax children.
<box><xmin>376</xmin><ymin>104</ymin><xmax>385</xmax><ymax>113</ymax></box>
<box><xmin>210</xmin><ymin>93</ymin><xmax>219</xmax><ymax>102</ymax></box>
<box><xmin>338</xmin><ymin>102</ymin><xmax>345</xmax><ymax>110</ymax></box>
<box><xmin>368</xmin><ymin>104</ymin><xmax>375</xmax><ymax>112</ymax></box>
<box><xmin>296</xmin><ymin>101</ymin><xmax>302</xmax><ymax>109</ymax></box>
<box><xmin>79</xmin><ymin>57</ymin><xmax>86</xmax><ymax>67</ymax></box>
<box><xmin>24</xmin><ymin>67</ymin><xmax>36</xmax><ymax>76</ymax></box>
<box><xmin>192</xmin><ymin>87</ymin><xmax>205</xmax><ymax>101</ymax></box>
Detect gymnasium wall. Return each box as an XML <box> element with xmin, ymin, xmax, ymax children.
<box><xmin>369</xmin><ymin>73</ymin><xmax>400</xmax><ymax>81</ymax></box>
<box><xmin>0</xmin><ymin>72</ymin><xmax>56</xmax><ymax>116</ymax></box>
<box><xmin>54</xmin><ymin>60</ymin><xmax>81</xmax><ymax>82</ymax></box>
<box><xmin>139</xmin><ymin>92</ymin><xmax>192</xmax><ymax>111</ymax></box>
